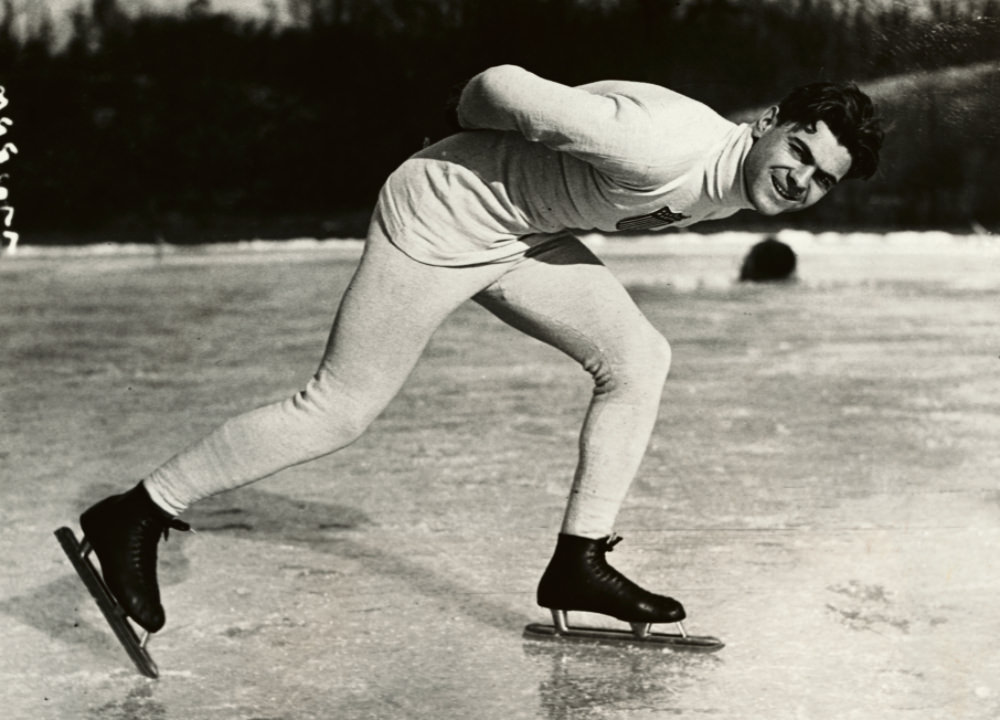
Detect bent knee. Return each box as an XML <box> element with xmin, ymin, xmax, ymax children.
<box><xmin>585</xmin><ymin>326</ymin><xmax>671</xmax><ymax>395</ymax></box>
<box><xmin>633</xmin><ymin>328</ymin><xmax>672</xmax><ymax>384</ymax></box>
<box><xmin>646</xmin><ymin>330</ymin><xmax>672</xmax><ymax>380</ymax></box>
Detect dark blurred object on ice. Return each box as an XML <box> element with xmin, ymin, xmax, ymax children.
<box><xmin>739</xmin><ymin>237</ymin><xmax>797</xmax><ymax>283</ymax></box>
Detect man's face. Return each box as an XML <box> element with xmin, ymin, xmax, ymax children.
<box><xmin>744</xmin><ymin>108</ymin><xmax>853</xmax><ymax>216</ymax></box>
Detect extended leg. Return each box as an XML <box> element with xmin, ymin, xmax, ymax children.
<box><xmin>144</xmin><ymin>221</ymin><xmax>512</xmax><ymax>512</ymax></box>
<box><xmin>74</xmin><ymin>216</ymin><xmax>512</xmax><ymax>635</ymax></box>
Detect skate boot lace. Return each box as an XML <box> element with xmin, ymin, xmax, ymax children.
<box><xmin>125</xmin><ymin>515</ymin><xmax>191</xmax><ymax>585</ymax></box>
<box><xmin>162</xmin><ymin>517</ymin><xmax>191</xmax><ymax>540</ymax></box>
<box><xmin>602</xmin><ymin>533</ymin><xmax>624</xmax><ymax>552</ymax></box>
<box><xmin>590</xmin><ymin>534</ymin><xmax>650</xmax><ymax>598</ymax></box>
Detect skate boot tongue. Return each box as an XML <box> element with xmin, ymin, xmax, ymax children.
<box><xmin>602</xmin><ymin>533</ymin><xmax>623</xmax><ymax>552</ymax></box>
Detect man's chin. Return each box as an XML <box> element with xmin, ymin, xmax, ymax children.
<box><xmin>750</xmin><ymin>198</ymin><xmax>785</xmax><ymax>216</ymax></box>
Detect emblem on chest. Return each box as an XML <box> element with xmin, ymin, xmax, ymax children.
<box><xmin>616</xmin><ymin>205</ymin><xmax>690</xmax><ymax>232</ymax></box>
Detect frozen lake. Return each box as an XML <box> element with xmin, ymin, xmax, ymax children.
<box><xmin>1</xmin><ymin>231</ymin><xmax>998</xmax><ymax>719</ymax></box>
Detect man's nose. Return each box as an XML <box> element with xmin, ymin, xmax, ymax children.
<box><xmin>789</xmin><ymin>166</ymin><xmax>814</xmax><ymax>197</ymax></box>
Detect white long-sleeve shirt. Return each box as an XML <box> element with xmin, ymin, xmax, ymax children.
<box><xmin>377</xmin><ymin>65</ymin><xmax>755</xmax><ymax>266</ymax></box>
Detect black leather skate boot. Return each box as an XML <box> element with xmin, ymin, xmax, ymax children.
<box><xmin>79</xmin><ymin>482</ymin><xmax>189</xmax><ymax>633</ymax></box>
<box><xmin>537</xmin><ymin>533</ymin><xmax>685</xmax><ymax>625</ymax></box>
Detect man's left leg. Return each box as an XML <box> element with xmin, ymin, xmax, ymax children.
<box><xmin>473</xmin><ymin>236</ymin><xmax>684</xmax><ymax>625</ymax></box>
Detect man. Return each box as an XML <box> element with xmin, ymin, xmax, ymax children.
<box><xmin>72</xmin><ymin>65</ymin><xmax>884</xmax><ymax>646</ymax></box>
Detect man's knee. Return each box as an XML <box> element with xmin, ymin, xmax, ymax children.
<box><xmin>586</xmin><ymin>326</ymin><xmax>671</xmax><ymax>396</ymax></box>
<box><xmin>637</xmin><ymin>329</ymin><xmax>672</xmax><ymax>387</ymax></box>
<box><xmin>289</xmin><ymin>381</ymin><xmax>379</xmax><ymax>450</ymax></box>
<box><xmin>646</xmin><ymin>330</ymin><xmax>672</xmax><ymax>381</ymax></box>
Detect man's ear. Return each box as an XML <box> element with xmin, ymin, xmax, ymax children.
<box><xmin>751</xmin><ymin>106</ymin><xmax>780</xmax><ymax>139</ymax></box>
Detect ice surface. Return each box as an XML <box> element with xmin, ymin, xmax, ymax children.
<box><xmin>1</xmin><ymin>232</ymin><xmax>998</xmax><ymax>719</ymax></box>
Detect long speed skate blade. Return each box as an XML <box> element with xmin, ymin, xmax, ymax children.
<box><xmin>523</xmin><ymin>622</ymin><xmax>724</xmax><ymax>652</ymax></box>
<box><xmin>54</xmin><ymin>526</ymin><xmax>159</xmax><ymax>678</ymax></box>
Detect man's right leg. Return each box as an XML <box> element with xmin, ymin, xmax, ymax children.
<box><xmin>472</xmin><ymin>236</ymin><xmax>683</xmax><ymax>629</ymax></box>
<box><xmin>80</xmin><ymin>218</ymin><xmax>512</xmax><ymax>632</ymax></box>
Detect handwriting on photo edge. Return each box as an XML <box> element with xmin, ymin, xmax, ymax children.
<box><xmin>0</xmin><ymin>83</ymin><xmax>17</xmax><ymax>255</ymax></box>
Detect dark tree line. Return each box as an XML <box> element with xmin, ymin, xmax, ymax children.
<box><xmin>0</xmin><ymin>0</ymin><xmax>998</xmax><ymax>242</ymax></box>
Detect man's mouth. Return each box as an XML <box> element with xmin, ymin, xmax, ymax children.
<box><xmin>772</xmin><ymin>175</ymin><xmax>799</xmax><ymax>203</ymax></box>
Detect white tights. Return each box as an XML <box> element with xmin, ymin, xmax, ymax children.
<box><xmin>145</xmin><ymin>217</ymin><xmax>671</xmax><ymax>539</ymax></box>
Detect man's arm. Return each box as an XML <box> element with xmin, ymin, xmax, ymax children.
<box><xmin>456</xmin><ymin>65</ymin><xmax>660</xmax><ymax>186</ymax></box>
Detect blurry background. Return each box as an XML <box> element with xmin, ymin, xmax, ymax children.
<box><xmin>0</xmin><ymin>0</ymin><xmax>997</xmax><ymax>245</ymax></box>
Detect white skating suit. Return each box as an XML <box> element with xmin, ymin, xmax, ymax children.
<box><xmin>142</xmin><ymin>65</ymin><xmax>756</xmax><ymax>526</ymax></box>
<box><xmin>378</xmin><ymin>64</ymin><xmax>756</xmax><ymax>267</ymax></box>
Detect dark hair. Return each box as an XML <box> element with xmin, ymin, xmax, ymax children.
<box><xmin>776</xmin><ymin>82</ymin><xmax>884</xmax><ymax>180</ymax></box>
